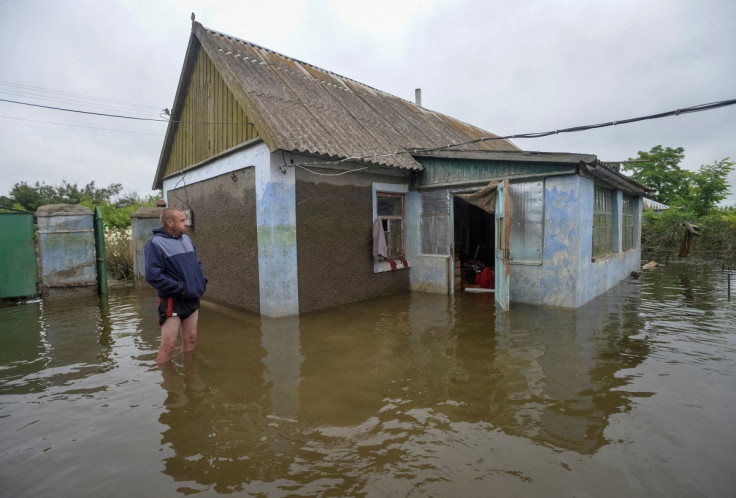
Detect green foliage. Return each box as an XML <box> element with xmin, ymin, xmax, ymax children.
<box><xmin>626</xmin><ymin>146</ymin><xmax>734</xmax><ymax>216</ymax></box>
<box><xmin>105</xmin><ymin>228</ymin><xmax>134</xmax><ymax>281</ymax></box>
<box><xmin>0</xmin><ymin>180</ymin><xmax>123</xmax><ymax>212</ymax></box>
<box><xmin>641</xmin><ymin>207</ymin><xmax>736</xmax><ymax>266</ymax></box>
<box><xmin>1</xmin><ymin>180</ymin><xmax>162</xmax><ymax>228</ymax></box>
<box><xmin>628</xmin><ymin>146</ymin><xmax>688</xmax><ymax>206</ymax></box>
<box><xmin>687</xmin><ymin>158</ymin><xmax>735</xmax><ymax>216</ymax></box>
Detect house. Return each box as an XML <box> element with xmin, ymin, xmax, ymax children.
<box><xmin>154</xmin><ymin>20</ymin><xmax>651</xmax><ymax>317</ymax></box>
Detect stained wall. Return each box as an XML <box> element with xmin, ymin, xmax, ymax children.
<box><xmin>165</xmin><ymin>162</ymin><xmax>260</xmax><ymax>313</ymax></box>
<box><xmin>295</xmin><ymin>168</ymin><xmax>410</xmax><ymax>314</ymax></box>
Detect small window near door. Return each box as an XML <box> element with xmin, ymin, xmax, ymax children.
<box><xmin>377</xmin><ymin>193</ymin><xmax>405</xmax><ymax>258</ymax></box>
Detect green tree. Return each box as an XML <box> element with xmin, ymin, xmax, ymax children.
<box><xmin>1</xmin><ymin>180</ymin><xmax>162</xmax><ymax>228</ymax></box>
<box><xmin>687</xmin><ymin>158</ymin><xmax>734</xmax><ymax>216</ymax></box>
<box><xmin>627</xmin><ymin>146</ymin><xmax>688</xmax><ymax>206</ymax></box>
<box><xmin>627</xmin><ymin>146</ymin><xmax>733</xmax><ymax>215</ymax></box>
<box><xmin>0</xmin><ymin>180</ymin><xmax>123</xmax><ymax>212</ymax></box>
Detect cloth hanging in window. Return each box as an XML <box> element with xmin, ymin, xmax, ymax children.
<box><xmin>457</xmin><ymin>180</ymin><xmax>499</xmax><ymax>213</ymax></box>
<box><xmin>372</xmin><ymin>218</ymin><xmax>388</xmax><ymax>258</ymax></box>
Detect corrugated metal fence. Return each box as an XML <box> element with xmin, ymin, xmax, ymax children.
<box><xmin>0</xmin><ymin>212</ymin><xmax>38</xmax><ymax>299</ymax></box>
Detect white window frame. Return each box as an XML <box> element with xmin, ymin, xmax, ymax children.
<box><xmin>373</xmin><ymin>182</ymin><xmax>409</xmax><ymax>273</ymax></box>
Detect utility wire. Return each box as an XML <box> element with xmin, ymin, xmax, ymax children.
<box><xmin>0</xmin><ymin>81</ymin><xmax>162</xmax><ymax>114</ymax></box>
<box><xmin>292</xmin><ymin>98</ymin><xmax>736</xmax><ymax>168</ymax></box>
<box><xmin>0</xmin><ymin>115</ymin><xmax>164</xmax><ymax>136</ymax></box>
<box><xmin>1</xmin><ymin>96</ymin><xmax>734</xmax><ymax>163</ymax></box>
<box><xmin>0</xmin><ymin>98</ymin><xmax>169</xmax><ymax>122</ymax></box>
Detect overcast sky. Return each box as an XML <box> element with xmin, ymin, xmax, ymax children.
<box><xmin>1</xmin><ymin>0</ymin><xmax>734</xmax><ymax>203</ymax></box>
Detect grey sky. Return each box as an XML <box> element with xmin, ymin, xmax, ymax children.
<box><xmin>1</xmin><ymin>0</ymin><xmax>734</xmax><ymax>203</ymax></box>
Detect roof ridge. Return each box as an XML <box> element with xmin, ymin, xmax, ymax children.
<box><xmin>195</xmin><ymin>21</ymin><xmax>494</xmax><ymax>131</ymax></box>
<box><xmin>197</xmin><ymin>23</ymin><xmax>387</xmax><ymax>96</ymax></box>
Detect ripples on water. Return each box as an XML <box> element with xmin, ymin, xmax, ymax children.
<box><xmin>1</xmin><ymin>264</ymin><xmax>735</xmax><ymax>496</ymax></box>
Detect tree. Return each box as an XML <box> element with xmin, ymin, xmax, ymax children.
<box><xmin>626</xmin><ymin>146</ymin><xmax>733</xmax><ymax>216</ymax></box>
<box><xmin>626</xmin><ymin>146</ymin><xmax>688</xmax><ymax>206</ymax></box>
<box><xmin>0</xmin><ymin>180</ymin><xmax>162</xmax><ymax>228</ymax></box>
<box><xmin>688</xmin><ymin>158</ymin><xmax>734</xmax><ymax>216</ymax></box>
<box><xmin>0</xmin><ymin>180</ymin><xmax>123</xmax><ymax>212</ymax></box>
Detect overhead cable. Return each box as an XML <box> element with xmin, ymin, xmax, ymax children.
<box><xmin>1</xmin><ymin>96</ymin><xmax>734</xmax><ymax>163</ymax></box>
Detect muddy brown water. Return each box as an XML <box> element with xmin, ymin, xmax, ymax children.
<box><xmin>1</xmin><ymin>263</ymin><xmax>735</xmax><ymax>496</ymax></box>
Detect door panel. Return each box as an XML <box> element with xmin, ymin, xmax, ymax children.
<box><xmin>495</xmin><ymin>180</ymin><xmax>510</xmax><ymax>310</ymax></box>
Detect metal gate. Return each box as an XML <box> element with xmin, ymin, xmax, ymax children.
<box><xmin>0</xmin><ymin>212</ymin><xmax>38</xmax><ymax>298</ymax></box>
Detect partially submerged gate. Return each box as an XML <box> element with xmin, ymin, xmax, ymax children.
<box><xmin>0</xmin><ymin>211</ymin><xmax>38</xmax><ymax>299</ymax></box>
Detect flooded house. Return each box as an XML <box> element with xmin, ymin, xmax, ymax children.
<box><xmin>153</xmin><ymin>20</ymin><xmax>651</xmax><ymax>317</ymax></box>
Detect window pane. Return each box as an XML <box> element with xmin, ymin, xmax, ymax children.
<box><xmin>622</xmin><ymin>194</ymin><xmax>635</xmax><ymax>250</ymax></box>
<box><xmin>386</xmin><ymin>218</ymin><xmax>403</xmax><ymax>258</ymax></box>
<box><xmin>510</xmin><ymin>181</ymin><xmax>544</xmax><ymax>262</ymax></box>
<box><xmin>593</xmin><ymin>186</ymin><xmax>613</xmax><ymax>257</ymax></box>
<box><xmin>378</xmin><ymin>195</ymin><xmax>402</xmax><ymax>216</ymax></box>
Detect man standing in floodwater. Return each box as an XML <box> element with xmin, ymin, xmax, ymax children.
<box><xmin>144</xmin><ymin>208</ymin><xmax>207</xmax><ymax>364</ymax></box>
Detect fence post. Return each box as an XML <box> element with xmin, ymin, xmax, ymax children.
<box><xmin>94</xmin><ymin>206</ymin><xmax>108</xmax><ymax>295</ymax></box>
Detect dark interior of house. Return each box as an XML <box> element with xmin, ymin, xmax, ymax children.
<box><xmin>453</xmin><ymin>197</ymin><xmax>495</xmax><ymax>288</ymax></box>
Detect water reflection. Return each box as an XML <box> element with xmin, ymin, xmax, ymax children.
<box><xmin>493</xmin><ymin>282</ymin><xmax>651</xmax><ymax>454</ymax></box>
<box><xmin>153</xmin><ymin>278</ymin><xmax>656</xmax><ymax>492</ymax></box>
<box><xmin>3</xmin><ymin>267</ymin><xmax>735</xmax><ymax>496</ymax></box>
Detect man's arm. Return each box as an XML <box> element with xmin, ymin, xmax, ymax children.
<box><xmin>144</xmin><ymin>240</ymin><xmax>184</xmax><ymax>296</ymax></box>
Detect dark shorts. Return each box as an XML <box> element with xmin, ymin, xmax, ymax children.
<box><xmin>157</xmin><ymin>297</ymin><xmax>201</xmax><ymax>326</ymax></box>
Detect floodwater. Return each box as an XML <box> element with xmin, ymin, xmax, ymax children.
<box><xmin>1</xmin><ymin>265</ymin><xmax>735</xmax><ymax>497</ymax></box>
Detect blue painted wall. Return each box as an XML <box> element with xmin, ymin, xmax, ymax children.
<box><xmin>511</xmin><ymin>175</ymin><xmax>641</xmax><ymax>307</ymax></box>
<box><xmin>256</xmin><ymin>153</ymin><xmax>299</xmax><ymax>317</ymax></box>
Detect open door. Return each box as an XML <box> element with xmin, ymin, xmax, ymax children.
<box><xmin>495</xmin><ymin>180</ymin><xmax>511</xmax><ymax>310</ymax></box>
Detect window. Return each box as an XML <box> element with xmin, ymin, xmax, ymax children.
<box><xmin>622</xmin><ymin>194</ymin><xmax>635</xmax><ymax>251</ymax></box>
<box><xmin>592</xmin><ymin>186</ymin><xmax>613</xmax><ymax>258</ymax></box>
<box><xmin>377</xmin><ymin>192</ymin><xmax>405</xmax><ymax>258</ymax></box>
<box><xmin>510</xmin><ymin>181</ymin><xmax>544</xmax><ymax>263</ymax></box>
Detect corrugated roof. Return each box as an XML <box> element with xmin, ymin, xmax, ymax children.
<box><xmin>189</xmin><ymin>22</ymin><xmax>519</xmax><ymax>171</ymax></box>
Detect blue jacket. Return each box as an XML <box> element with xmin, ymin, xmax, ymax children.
<box><xmin>144</xmin><ymin>227</ymin><xmax>207</xmax><ymax>300</ymax></box>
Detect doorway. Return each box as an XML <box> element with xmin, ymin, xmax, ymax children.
<box><xmin>453</xmin><ymin>196</ymin><xmax>495</xmax><ymax>290</ymax></box>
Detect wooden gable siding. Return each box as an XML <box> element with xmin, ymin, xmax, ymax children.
<box><xmin>415</xmin><ymin>157</ymin><xmax>577</xmax><ymax>188</ymax></box>
<box><xmin>164</xmin><ymin>47</ymin><xmax>259</xmax><ymax>177</ymax></box>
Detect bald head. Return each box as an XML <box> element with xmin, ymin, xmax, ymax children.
<box><xmin>161</xmin><ymin>208</ymin><xmax>188</xmax><ymax>236</ymax></box>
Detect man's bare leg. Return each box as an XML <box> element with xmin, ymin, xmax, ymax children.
<box><xmin>179</xmin><ymin>310</ymin><xmax>199</xmax><ymax>354</ymax></box>
<box><xmin>156</xmin><ymin>316</ymin><xmax>182</xmax><ymax>364</ymax></box>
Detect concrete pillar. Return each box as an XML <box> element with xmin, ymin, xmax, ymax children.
<box><xmin>130</xmin><ymin>207</ymin><xmax>164</xmax><ymax>284</ymax></box>
<box><xmin>255</xmin><ymin>152</ymin><xmax>299</xmax><ymax>317</ymax></box>
<box><xmin>35</xmin><ymin>204</ymin><xmax>96</xmax><ymax>290</ymax></box>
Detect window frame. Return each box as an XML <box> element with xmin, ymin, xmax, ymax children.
<box><xmin>592</xmin><ymin>185</ymin><xmax>614</xmax><ymax>258</ymax></box>
<box><xmin>621</xmin><ymin>194</ymin><xmax>635</xmax><ymax>251</ymax></box>
<box><xmin>377</xmin><ymin>192</ymin><xmax>405</xmax><ymax>259</ymax></box>
<box><xmin>372</xmin><ymin>182</ymin><xmax>409</xmax><ymax>273</ymax></box>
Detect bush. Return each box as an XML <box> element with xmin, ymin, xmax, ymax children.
<box><xmin>105</xmin><ymin>228</ymin><xmax>134</xmax><ymax>281</ymax></box>
<box><xmin>642</xmin><ymin>208</ymin><xmax>736</xmax><ymax>268</ymax></box>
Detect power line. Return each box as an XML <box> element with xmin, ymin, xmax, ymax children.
<box><xmin>0</xmin><ymin>81</ymin><xmax>162</xmax><ymax>114</ymax></box>
<box><xmin>0</xmin><ymin>98</ymin><xmax>169</xmax><ymax>122</ymax></box>
<box><xmin>1</xmin><ymin>96</ymin><xmax>734</xmax><ymax>162</ymax></box>
<box><xmin>292</xmin><ymin>98</ymin><xmax>736</xmax><ymax>168</ymax></box>
<box><xmin>0</xmin><ymin>115</ymin><xmax>164</xmax><ymax>136</ymax></box>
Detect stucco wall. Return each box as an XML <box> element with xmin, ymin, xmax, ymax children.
<box><xmin>295</xmin><ymin>169</ymin><xmax>410</xmax><ymax>313</ymax></box>
<box><xmin>166</xmin><ymin>168</ymin><xmax>260</xmax><ymax>313</ymax></box>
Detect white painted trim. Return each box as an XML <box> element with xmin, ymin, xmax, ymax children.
<box><xmin>162</xmin><ymin>142</ymin><xmax>270</xmax><ymax>200</ymax></box>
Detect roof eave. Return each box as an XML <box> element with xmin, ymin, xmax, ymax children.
<box><xmin>153</xmin><ymin>29</ymin><xmax>202</xmax><ymax>190</ymax></box>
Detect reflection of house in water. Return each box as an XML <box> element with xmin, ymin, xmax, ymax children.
<box><xmin>154</xmin><ymin>20</ymin><xmax>652</xmax><ymax>317</ymax></box>
<box><xmin>156</xmin><ymin>281</ymin><xmax>652</xmax><ymax>489</ymax></box>
<box><xmin>492</xmin><ymin>281</ymin><xmax>651</xmax><ymax>454</ymax></box>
